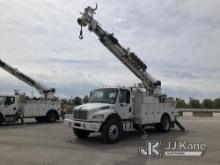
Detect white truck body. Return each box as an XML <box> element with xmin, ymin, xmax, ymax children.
<box><xmin>0</xmin><ymin>95</ymin><xmax>61</xmax><ymax>123</ymax></box>
<box><xmin>66</xmin><ymin>87</ymin><xmax>178</xmax><ymax>143</ymax></box>
<box><xmin>133</xmin><ymin>94</ymin><xmax>176</xmax><ymax>125</ymax></box>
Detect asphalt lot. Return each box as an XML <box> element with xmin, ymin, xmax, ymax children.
<box><xmin>0</xmin><ymin>117</ymin><xmax>219</xmax><ymax>165</ymax></box>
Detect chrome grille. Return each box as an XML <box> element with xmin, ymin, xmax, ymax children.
<box><xmin>73</xmin><ymin>110</ymin><xmax>88</xmax><ymax>120</ymax></box>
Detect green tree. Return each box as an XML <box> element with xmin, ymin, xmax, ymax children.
<box><xmin>73</xmin><ymin>97</ymin><xmax>82</xmax><ymax>106</ymax></box>
<box><xmin>83</xmin><ymin>95</ymin><xmax>89</xmax><ymax>104</ymax></box>
<box><xmin>176</xmin><ymin>99</ymin><xmax>187</xmax><ymax>108</ymax></box>
<box><xmin>189</xmin><ymin>99</ymin><xmax>201</xmax><ymax>108</ymax></box>
<box><xmin>202</xmin><ymin>99</ymin><xmax>213</xmax><ymax>109</ymax></box>
<box><xmin>61</xmin><ymin>99</ymin><xmax>68</xmax><ymax>104</ymax></box>
<box><xmin>213</xmin><ymin>98</ymin><xmax>220</xmax><ymax>109</ymax></box>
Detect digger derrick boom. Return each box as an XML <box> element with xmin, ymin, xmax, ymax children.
<box><xmin>0</xmin><ymin>59</ymin><xmax>55</xmax><ymax>98</ymax></box>
<box><xmin>77</xmin><ymin>4</ymin><xmax>161</xmax><ymax>95</ymax></box>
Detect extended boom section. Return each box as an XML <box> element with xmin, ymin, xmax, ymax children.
<box><xmin>77</xmin><ymin>4</ymin><xmax>161</xmax><ymax>95</ymax></box>
<box><xmin>0</xmin><ymin>59</ymin><xmax>55</xmax><ymax>98</ymax></box>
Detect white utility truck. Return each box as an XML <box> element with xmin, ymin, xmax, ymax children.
<box><xmin>66</xmin><ymin>4</ymin><xmax>184</xmax><ymax>143</ymax></box>
<box><xmin>0</xmin><ymin>59</ymin><xmax>62</xmax><ymax>124</ymax></box>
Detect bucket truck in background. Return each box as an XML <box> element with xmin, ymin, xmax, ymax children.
<box><xmin>0</xmin><ymin>59</ymin><xmax>62</xmax><ymax>124</ymax></box>
<box><xmin>66</xmin><ymin>4</ymin><xmax>184</xmax><ymax>143</ymax></box>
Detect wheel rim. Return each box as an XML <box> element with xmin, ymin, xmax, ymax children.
<box><xmin>108</xmin><ymin>124</ymin><xmax>119</xmax><ymax>140</ymax></box>
<box><xmin>49</xmin><ymin>113</ymin><xmax>56</xmax><ymax>122</ymax></box>
<box><xmin>163</xmin><ymin>117</ymin><xmax>170</xmax><ymax>130</ymax></box>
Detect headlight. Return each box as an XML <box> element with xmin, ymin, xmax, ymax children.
<box><xmin>92</xmin><ymin>114</ymin><xmax>104</xmax><ymax>120</ymax></box>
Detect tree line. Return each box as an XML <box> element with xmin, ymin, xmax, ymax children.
<box><xmin>61</xmin><ymin>95</ymin><xmax>89</xmax><ymax>107</ymax></box>
<box><xmin>62</xmin><ymin>95</ymin><xmax>220</xmax><ymax>109</ymax></box>
<box><xmin>176</xmin><ymin>98</ymin><xmax>220</xmax><ymax>109</ymax></box>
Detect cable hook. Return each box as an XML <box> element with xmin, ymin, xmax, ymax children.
<box><xmin>79</xmin><ymin>26</ymin><xmax>83</xmax><ymax>39</ymax></box>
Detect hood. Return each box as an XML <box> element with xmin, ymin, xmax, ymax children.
<box><xmin>75</xmin><ymin>103</ymin><xmax>113</xmax><ymax>111</ymax></box>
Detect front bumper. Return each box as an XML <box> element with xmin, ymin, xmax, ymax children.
<box><xmin>64</xmin><ymin>119</ymin><xmax>102</xmax><ymax>132</ymax></box>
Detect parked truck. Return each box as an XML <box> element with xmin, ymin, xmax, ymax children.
<box><xmin>0</xmin><ymin>59</ymin><xmax>62</xmax><ymax>124</ymax></box>
<box><xmin>66</xmin><ymin>4</ymin><xmax>183</xmax><ymax>143</ymax></box>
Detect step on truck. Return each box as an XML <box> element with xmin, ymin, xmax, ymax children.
<box><xmin>65</xmin><ymin>4</ymin><xmax>183</xmax><ymax>143</ymax></box>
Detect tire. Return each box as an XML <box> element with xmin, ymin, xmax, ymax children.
<box><xmin>35</xmin><ymin>117</ymin><xmax>46</xmax><ymax>122</ymax></box>
<box><xmin>0</xmin><ymin>114</ymin><xmax>4</xmax><ymax>125</ymax></box>
<box><xmin>73</xmin><ymin>128</ymin><xmax>90</xmax><ymax>138</ymax></box>
<box><xmin>101</xmin><ymin>118</ymin><xmax>122</xmax><ymax>144</ymax></box>
<box><xmin>155</xmin><ymin>115</ymin><xmax>170</xmax><ymax>133</ymax></box>
<box><xmin>46</xmin><ymin>111</ymin><xmax>57</xmax><ymax>123</ymax></box>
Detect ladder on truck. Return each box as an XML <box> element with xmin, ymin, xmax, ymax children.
<box><xmin>76</xmin><ymin>4</ymin><xmax>185</xmax><ymax>132</ymax></box>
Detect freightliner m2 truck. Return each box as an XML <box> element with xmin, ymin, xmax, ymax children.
<box><xmin>66</xmin><ymin>4</ymin><xmax>183</xmax><ymax>143</ymax></box>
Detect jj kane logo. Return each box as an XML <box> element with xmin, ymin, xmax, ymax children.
<box><xmin>139</xmin><ymin>140</ymin><xmax>206</xmax><ymax>158</ymax></box>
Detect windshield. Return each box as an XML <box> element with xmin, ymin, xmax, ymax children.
<box><xmin>0</xmin><ymin>96</ymin><xmax>4</xmax><ymax>105</ymax></box>
<box><xmin>89</xmin><ymin>88</ymin><xmax>118</xmax><ymax>104</ymax></box>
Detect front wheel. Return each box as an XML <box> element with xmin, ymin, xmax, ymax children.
<box><xmin>101</xmin><ymin>118</ymin><xmax>122</xmax><ymax>144</ymax></box>
<box><xmin>0</xmin><ymin>114</ymin><xmax>4</xmax><ymax>125</ymax></box>
<box><xmin>73</xmin><ymin>128</ymin><xmax>90</xmax><ymax>138</ymax></box>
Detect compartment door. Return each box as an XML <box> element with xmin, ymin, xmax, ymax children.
<box><xmin>147</xmin><ymin>104</ymin><xmax>155</xmax><ymax>124</ymax></box>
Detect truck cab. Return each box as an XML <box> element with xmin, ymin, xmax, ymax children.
<box><xmin>0</xmin><ymin>95</ymin><xmax>19</xmax><ymax>123</ymax></box>
<box><xmin>68</xmin><ymin>87</ymin><xmax>133</xmax><ymax>142</ymax></box>
<box><xmin>87</xmin><ymin>87</ymin><xmax>133</xmax><ymax>120</ymax></box>
<box><xmin>72</xmin><ymin>87</ymin><xmax>132</xmax><ymax>122</ymax></box>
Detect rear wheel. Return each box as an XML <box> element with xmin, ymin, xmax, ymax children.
<box><xmin>46</xmin><ymin>111</ymin><xmax>57</xmax><ymax>123</ymax></box>
<box><xmin>155</xmin><ymin>115</ymin><xmax>170</xmax><ymax>132</ymax></box>
<box><xmin>73</xmin><ymin>128</ymin><xmax>90</xmax><ymax>138</ymax></box>
<box><xmin>0</xmin><ymin>114</ymin><xmax>4</xmax><ymax>125</ymax></box>
<box><xmin>101</xmin><ymin>118</ymin><xmax>122</xmax><ymax>144</ymax></box>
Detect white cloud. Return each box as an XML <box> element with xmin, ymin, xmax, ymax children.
<box><xmin>0</xmin><ymin>0</ymin><xmax>220</xmax><ymax>100</ymax></box>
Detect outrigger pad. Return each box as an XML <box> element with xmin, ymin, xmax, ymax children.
<box><xmin>175</xmin><ymin>118</ymin><xmax>185</xmax><ymax>132</ymax></box>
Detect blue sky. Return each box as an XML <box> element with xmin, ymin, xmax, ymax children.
<box><xmin>0</xmin><ymin>0</ymin><xmax>220</xmax><ymax>100</ymax></box>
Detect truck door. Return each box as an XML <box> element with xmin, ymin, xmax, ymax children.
<box><xmin>117</xmin><ymin>89</ymin><xmax>132</xmax><ymax>119</ymax></box>
<box><xmin>4</xmin><ymin>96</ymin><xmax>17</xmax><ymax>116</ymax></box>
